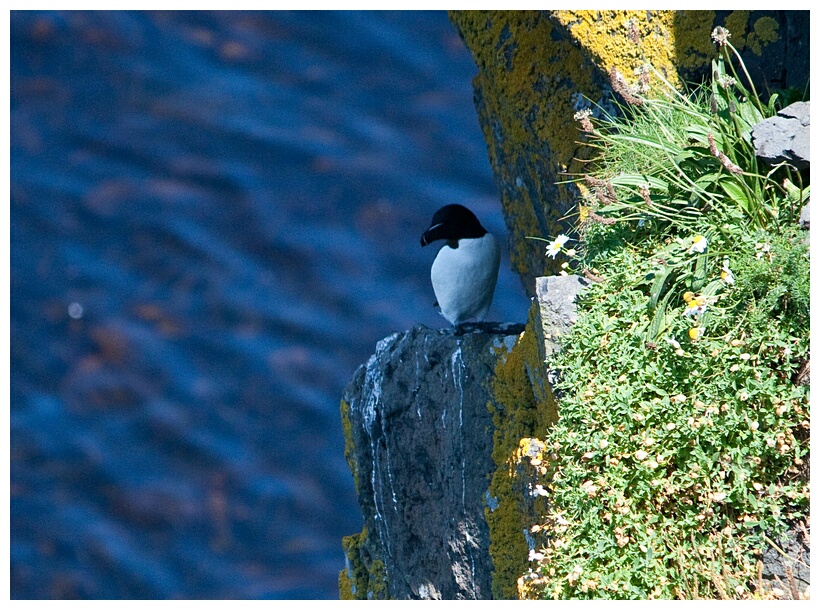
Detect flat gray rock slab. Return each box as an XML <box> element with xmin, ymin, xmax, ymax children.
<box><xmin>752</xmin><ymin>101</ymin><xmax>810</xmax><ymax>169</ymax></box>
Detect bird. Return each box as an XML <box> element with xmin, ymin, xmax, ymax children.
<box><xmin>420</xmin><ymin>204</ymin><xmax>501</xmax><ymax>328</ymax></box>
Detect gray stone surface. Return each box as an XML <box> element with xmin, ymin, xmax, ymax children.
<box><xmin>780</xmin><ymin>101</ymin><xmax>811</xmax><ymax>126</ymax></box>
<box><xmin>535</xmin><ymin>274</ymin><xmax>590</xmax><ymax>359</ymax></box>
<box><xmin>752</xmin><ymin>101</ymin><xmax>810</xmax><ymax>169</ymax></box>
<box><xmin>799</xmin><ymin>201</ymin><xmax>810</xmax><ymax>230</ymax></box>
<box><xmin>341</xmin><ymin>322</ymin><xmax>524</xmax><ymax>600</ymax></box>
<box><xmin>760</xmin><ymin>520</ymin><xmax>810</xmax><ymax>598</ymax></box>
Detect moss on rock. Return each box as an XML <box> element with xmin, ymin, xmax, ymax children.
<box><xmin>339</xmin><ymin>402</ymin><xmax>387</xmax><ymax>599</ymax></box>
<box><xmin>338</xmin><ymin>527</ymin><xmax>391</xmax><ymax>600</ymax></box>
<box><xmin>339</xmin><ymin>399</ymin><xmax>358</xmax><ymax>492</ymax></box>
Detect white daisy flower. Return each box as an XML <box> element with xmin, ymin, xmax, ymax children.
<box><xmin>546</xmin><ymin>234</ymin><xmax>570</xmax><ymax>258</ymax></box>
<box><xmin>721</xmin><ymin>260</ymin><xmax>735</xmax><ymax>285</ymax></box>
<box><xmin>683</xmin><ymin>296</ymin><xmax>708</xmax><ymax>317</ymax></box>
<box><xmin>665</xmin><ymin>336</ymin><xmax>681</xmax><ymax>350</ymax></box>
<box><xmin>689</xmin><ymin>235</ymin><xmax>708</xmax><ymax>254</ymax></box>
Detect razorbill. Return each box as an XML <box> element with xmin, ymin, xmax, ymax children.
<box><xmin>420</xmin><ymin>204</ymin><xmax>501</xmax><ymax>327</ymax></box>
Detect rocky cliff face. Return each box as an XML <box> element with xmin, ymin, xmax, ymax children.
<box><xmin>339</xmin><ymin>279</ymin><xmax>587</xmax><ymax>599</ymax></box>
<box><xmin>339</xmin><ymin>323</ymin><xmax>523</xmax><ymax>599</ymax></box>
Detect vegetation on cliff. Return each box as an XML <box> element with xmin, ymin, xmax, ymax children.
<box><xmin>521</xmin><ymin>29</ymin><xmax>810</xmax><ymax>600</ymax></box>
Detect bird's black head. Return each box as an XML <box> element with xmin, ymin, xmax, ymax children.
<box><xmin>420</xmin><ymin>204</ymin><xmax>488</xmax><ymax>247</ymax></box>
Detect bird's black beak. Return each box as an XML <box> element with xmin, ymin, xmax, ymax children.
<box><xmin>420</xmin><ymin>222</ymin><xmax>445</xmax><ymax>247</ymax></box>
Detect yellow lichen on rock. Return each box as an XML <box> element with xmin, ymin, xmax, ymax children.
<box><xmin>748</xmin><ymin>16</ymin><xmax>780</xmax><ymax>55</ymax></box>
<box><xmin>668</xmin><ymin>11</ymin><xmax>718</xmax><ymax>73</ymax></box>
<box><xmin>339</xmin><ymin>527</ymin><xmax>391</xmax><ymax>600</ymax></box>
<box><xmin>552</xmin><ymin>11</ymin><xmax>682</xmax><ymax>89</ymax></box>
<box><xmin>339</xmin><ymin>529</ymin><xmax>367</xmax><ymax>600</ymax></box>
<box><xmin>552</xmin><ymin>11</ymin><xmax>775</xmax><ymax>87</ymax></box>
<box><xmin>449</xmin><ymin>11</ymin><xmax>613</xmax><ymax>293</ymax></box>
<box><xmin>485</xmin><ymin>303</ymin><xmax>557</xmax><ymax>598</ymax></box>
<box><xmin>724</xmin><ymin>10</ymin><xmax>751</xmax><ymax>50</ymax></box>
<box><xmin>723</xmin><ymin>11</ymin><xmax>780</xmax><ymax>55</ymax></box>
<box><xmin>518</xmin><ymin>437</ymin><xmax>546</xmax><ymax>464</ymax></box>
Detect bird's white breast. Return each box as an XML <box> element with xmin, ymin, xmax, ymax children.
<box><xmin>430</xmin><ymin>233</ymin><xmax>500</xmax><ymax>326</ymax></box>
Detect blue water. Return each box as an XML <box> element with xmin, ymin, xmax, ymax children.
<box><xmin>10</xmin><ymin>10</ymin><xmax>530</xmax><ymax>599</ymax></box>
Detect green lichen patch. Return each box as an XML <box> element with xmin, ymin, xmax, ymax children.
<box><xmin>339</xmin><ymin>528</ymin><xmax>391</xmax><ymax>600</ymax></box>
<box><xmin>747</xmin><ymin>17</ymin><xmax>780</xmax><ymax>56</ymax></box>
<box><xmin>723</xmin><ymin>12</ymin><xmax>780</xmax><ymax>56</ymax></box>
<box><xmin>339</xmin><ymin>399</ymin><xmax>359</xmax><ymax>492</ymax></box>
<box><xmin>339</xmin><ymin>530</ymin><xmax>367</xmax><ymax>600</ymax></box>
<box><xmin>339</xmin><ymin>401</ymin><xmax>388</xmax><ymax>599</ymax></box>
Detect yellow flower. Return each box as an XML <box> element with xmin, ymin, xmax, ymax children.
<box><xmin>682</xmin><ymin>291</ymin><xmax>695</xmax><ymax>303</ymax></box>
<box><xmin>688</xmin><ymin>327</ymin><xmax>701</xmax><ymax>340</ymax></box>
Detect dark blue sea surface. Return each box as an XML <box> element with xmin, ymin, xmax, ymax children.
<box><xmin>10</xmin><ymin>10</ymin><xmax>530</xmax><ymax>599</ymax></box>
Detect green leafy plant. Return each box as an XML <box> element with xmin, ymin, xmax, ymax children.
<box><xmin>522</xmin><ymin>27</ymin><xmax>810</xmax><ymax>600</ymax></box>
<box><xmin>576</xmin><ymin>36</ymin><xmax>807</xmax><ymax>234</ymax></box>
